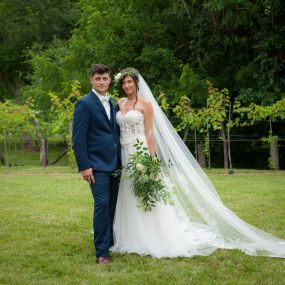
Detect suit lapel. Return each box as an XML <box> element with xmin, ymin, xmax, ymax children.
<box><xmin>109</xmin><ymin>100</ymin><xmax>116</xmax><ymax>129</ymax></box>
<box><xmin>91</xmin><ymin>91</ymin><xmax>112</xmax><ymax>126</ymax></box>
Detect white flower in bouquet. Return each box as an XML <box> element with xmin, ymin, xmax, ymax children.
<box><xmin>136</xmin><ymin>163</ymin><xmax>146</xmax><ymax>173</ymax></box>
<box><xmin>154</xmin><ymin>174</ymin><xmax>161</xmax><ymax>181</ymax></box>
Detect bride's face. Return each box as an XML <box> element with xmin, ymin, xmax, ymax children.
<box><xmin>122</xmin><ymin>76</ymin><xmax>137</xmax><ymax>96</ymax></box>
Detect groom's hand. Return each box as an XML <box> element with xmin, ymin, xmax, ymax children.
<box><xmin>81</xmin><ymin>168</ymin><xmax>95</xmax><ymax>184</ymax></box>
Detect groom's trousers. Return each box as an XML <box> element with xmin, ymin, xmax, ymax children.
<box><xmin>90</xmin><ymin>170</ymin><xmax>119</xmax><ymax>257</ymax></box>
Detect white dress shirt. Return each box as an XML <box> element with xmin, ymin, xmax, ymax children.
<box><xmin>92</xmin><ymin>89</ymin><xmax>111</xmax><ymax>120</ymax></box>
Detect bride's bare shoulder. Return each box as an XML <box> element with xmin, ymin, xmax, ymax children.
<box><xmin>118</xmin><ymin>97</ymin><xmax>126</xmax><ymax>107</ymax></box>
<box><xmin>141</xmin><ymin>97</ymin><xmax>152</xmax><ymax>106</ymax></box>
<box><xmin>141</xmin><ymin>98</ymin><xmax>153</xmax><ymax>113</ymax></box>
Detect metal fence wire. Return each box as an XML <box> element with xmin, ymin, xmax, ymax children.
<box><xmin>0</xmin><ymin>119</ymin><xmax>284</xmax><ymax>169</ymax></box>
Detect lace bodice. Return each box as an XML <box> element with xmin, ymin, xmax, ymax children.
<box><xmin>116</xmin><ymin>110</ymin><xmax>145</xmax><ymax>145</ymax></box>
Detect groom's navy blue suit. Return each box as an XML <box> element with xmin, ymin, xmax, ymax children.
<box><xmin>72</xmin><ymin>90</ymin><xmax>120</xmax><ymax>257</ymax></box>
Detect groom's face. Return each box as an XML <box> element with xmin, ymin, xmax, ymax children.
<box><xmin>91</xmin><ymin>72</ymin><xmax>111</xmax><ymax>96</ymax></box>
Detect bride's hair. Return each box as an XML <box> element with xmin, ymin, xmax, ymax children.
<box><xmin>117</xmin><ymin>68</ymin><xmax>140</xmax><ymax>109</ymax></box>
<box><xmin>119</xmin><ymin>74</ymin><xmax>139</xmax><ymax>87</ymax></box>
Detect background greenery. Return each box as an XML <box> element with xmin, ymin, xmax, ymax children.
<box><xmin>1</xmin><ymin>0</ymin><xmax>284</xmax><ymax>105</ymax></box>
<box><xmin>1</xmin><ymin>3</ymin><xmax>284</xmax><ymax>282</ymax></box>
<box><xmin>1</xmin><ymin>0</ymin><xmax>284</xmax><ymax>169</ymax></box>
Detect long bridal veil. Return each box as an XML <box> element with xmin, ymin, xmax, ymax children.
<box><xmin>137</xmin><ymin>74</ymin><xmax>285</xmax><ymax>258</ymax></box>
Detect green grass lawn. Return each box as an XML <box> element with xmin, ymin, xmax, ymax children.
<box><xmin>0</xmin><ymin>167</ymin><xmax>285</xmax><ymax>285</ymax></box>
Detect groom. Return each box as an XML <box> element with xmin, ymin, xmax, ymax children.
<box><xmin>72</xmin><ymin>63</ymin><xmax>120</xmax><ymax>265</ymax></box>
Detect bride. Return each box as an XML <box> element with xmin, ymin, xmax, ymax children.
<box><xmin>111</xmin><ymin>67</ymin><xmax>285</xmax><ymax>258</ymax></box>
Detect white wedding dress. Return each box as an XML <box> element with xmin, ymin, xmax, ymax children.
<box><xmin>111</xmin><ymin>75</ymin><xmax>285</xmax><ymax>258</ymax></box>
<box><xmin>113</xmin><ymin>110</ymin><xmax>222</xmax><ymax>257</ymax></box>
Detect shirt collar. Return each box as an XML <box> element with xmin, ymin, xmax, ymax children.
<box><xmin>92</xmin><ymin>89</ymin><xmax>109</xmax><ymax>102</ymax></box>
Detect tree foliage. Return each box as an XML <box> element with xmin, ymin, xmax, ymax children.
<box><xmin>1</xmin><ymin>0</ymin><xmax>285</xmax><ymax>168</ymax></box>
<box><xmin>19</xmin><ymin>0</ymin><xmax>285</xmax><ymax>110</ymax></box>
<box><xmin>0</xmin><ymin>0</ymin><xmax>79</xmax><ymax>101</ymax></box>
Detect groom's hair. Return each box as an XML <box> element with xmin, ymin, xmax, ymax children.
<box><xmin>90</xmin><ymin>63</ymin><xmax>111</xmax><ymax>77</ymax></box>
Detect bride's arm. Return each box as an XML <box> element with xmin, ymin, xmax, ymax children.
<box><xmin>143</xmin><ymin>101</ymin><xmax>155</xmax><ymax>157</ymax></box>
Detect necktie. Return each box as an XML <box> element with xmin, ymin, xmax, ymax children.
<box><xmin>101</xmin><ymin>96</ymin><xmax>110</xmax><ymax>120</ymax></box>
<box><xmin>102</xmin><ymin>96</ymin><xmax>109</xmax><ymax>103</ymax></box>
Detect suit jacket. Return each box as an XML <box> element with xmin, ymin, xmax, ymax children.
<box><xmin>72</xmin><ymin>90</ymin><xmax>121</xmax><ymax>172</ymax></box>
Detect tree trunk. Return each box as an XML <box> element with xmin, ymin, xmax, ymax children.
<box><xmin>3</xmin><ymin>130</ymin><xmax>10</xmax><ymax>166</ymax></box>
<box><xmin>227</xmin><ymin>103</ymin><xmax>234</xmax><ymax>174</ymax></box>
<box><xmin>194</xmin><ymin>128</ymin><xmax>198</xmax><ymax>160</ymax></box>
<box><xmin>40</xmin><ymin>138</ymin><xmax>48</xmax><ymax>167</ymax></box>
<box><xmin>183</xmin><ymin>126</ymin><xmax>189</xmax><ymax>143</ymax></box>
<box><xmin>268</xmin><ymin>118</ymin><xmax>279</xmax><ymax>170</ymax></box>
<box><xmin>221</xmin><ymin>124</ymin><xmax>229</xmax><ymax>169</ymax></box>
<box><xmin>270</xmin><ymin>137</ymin><xmax>279</xmax><ymax>170</ymax></box>
<box><xmin>227</xmin><ymin>131</ymin><xmax>233</xmax><ymax>174</ymax></box>
<box><xmin>197</xmin><ymin>142</ymin><xmax>206</xmax><ymax>168</ymax></box>
<box><xmin>206</xmin><ymin>131</ymin><xmax>211</xmax><ymax>169</ymax></box>
<box><xmin>0</xmin><ymin>143</ymin><xmax>5</xmax><ymax>165</ymax></box>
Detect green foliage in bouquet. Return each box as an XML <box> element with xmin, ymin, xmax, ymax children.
<box><xmin>126</xmin><ymin>139</ymin><xmax>173</xmax><ymax>212</ymax></box>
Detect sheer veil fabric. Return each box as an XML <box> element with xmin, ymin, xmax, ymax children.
<box><xmin>134</xmin><ymin>74</ymin><xmax>285</xmax><ymax>258</ymax></box>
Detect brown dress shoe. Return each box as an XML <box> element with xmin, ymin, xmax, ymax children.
<box><xmin>96</xmin><ymin>257</ymin><xmax>112</xmax><ymax>265</ymax></box>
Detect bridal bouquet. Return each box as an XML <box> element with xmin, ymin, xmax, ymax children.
<box><xmin>126</xmin><ymin>139</ymin><xmax>173</xmax><ymax>212</ymax></box>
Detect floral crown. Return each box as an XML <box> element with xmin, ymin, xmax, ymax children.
<box><xmin>114</xmin><ymin>67</ymin><xmax>139</xmax><ymax>86</ymax></box>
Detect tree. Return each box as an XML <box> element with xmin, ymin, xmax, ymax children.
<box><xmin>236</xmin><ymin>98</ymin><xmax>285</xmax><ymax>170</ymax></box>
<box><xmin>0</xmin><ymin>0</ymin><xmax>79</xmax><ymax>101</ymax></box>
<box><xmin>0</xmin><ymin>101</ymin><xmax>32</xmax><ymax>165</ymax></box>
<box><xmin>25</xmin><ymin>98</ymin><xmax>53</xmax><ymax>167</ymax></box>
<box><xmin>48</xmin><ymin>80</ymin><xmax>82</xmax><ymax>165</ymax></box>
<box><xmin>174</xmin><ymin>80</ymin><xmax>244</xmax><ymax>173</ymax></box>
